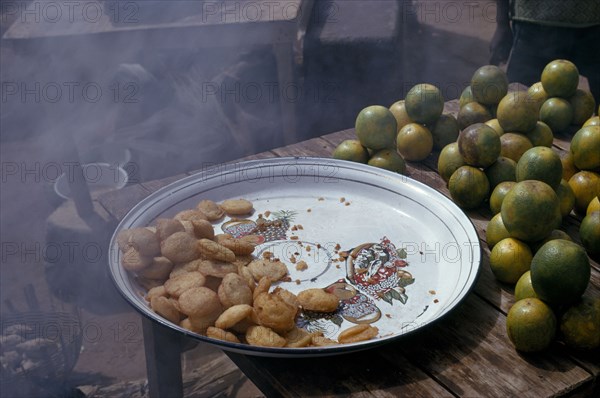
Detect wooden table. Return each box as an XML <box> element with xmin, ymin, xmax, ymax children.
<box><xmin>2</xmin><ymin>0</ymin><xmax>314</xmax><ymax>146</ymax></box>
<box><xmin>97</xmin><ymin>100</ymin><xmax>600</xmax><ymax>397</ymax></box>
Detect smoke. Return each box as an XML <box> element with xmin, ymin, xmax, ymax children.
<box><xmin>1</xmin><ymin>2</ymin><xmax>289</xmax><ymax>178</ymax></box>
<box><xmin>0</xmin><ymin>2</ymin><xmax>322</xmax><ymax>394</ymax></box>
<box><xmin>1</xmin><ymin>1</ymin><xmax>498</xmax><ymax>178</ymax></box>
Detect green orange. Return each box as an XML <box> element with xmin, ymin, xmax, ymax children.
<box><xmin>457</xmin><ymin>101</ymin><xmax>492</xmax><ymax>130</ymax></box>
<box><xmin>497</xmin><ymin>91</ymin><xmax>538</xmax><ymax>133</ymax></box>
<box><xmin>506</xmin><ymin>298</ymin><xmax>556</xmax><ymax>352</ymax></box>
<box><xmin>568</xmin><ymin>89</ymin><xmax>596</xmax><ymax>126</ymax></box>
<box><xmin>568</xmin><ymin>171</ymin><xmax>600</xmax><ymax>214</ymax></box>
<box><xmin>501</xmin><ymin>180</ymin><xmax>561</xmax><ymax>241</ymax></box>
<box><xmin>459</xmin><ymin>86</ymin><xmax>475</xmax><ymax>108</ymax></box>
<box><xmin>527</xmin><ymin>82</ymin><xmax>549</xmax><ymax>111</ymax></box>
<box><xmin>486</xmin><ymin>212</ymin><xmax>511</xmax><ymax>249</ymax></box>
<box><xmin>587</xmin><ymin>196</ymin><xmax>600</xmax><ymax>215</ymax></box>
<box><xmin>438</xmin><ymin>142</ymin><xmax>466</xmax><ymax>183</ymax></box>
<box><xmin>530</xmin><ymin>239</ymin><xmax>590</xmax><ymax>305</ymax></box>
<box><xmin>514</xmin><ymin>271</ymin><xmax>539</xmax><ymax>301</ymax></box>
<box><xmin>541</xmin><ymin>59</ymin><xmax>579</xmax><ymax>98</ymax></box>
<box><xmin>583</xmin><ymin>116</ymin><xmax>600</xmax><ymax>127</ymax></box>
<box><xmin>556</xmin><ymin>179</ymin><xmax>576</xmax><ymax>218</ymax></box>
<box><xmin>579</xmin><ymin>211</ymin><xmax>600</xmax><ymax>255</ymax></box>
<box><xmin>489</xmin><ymin>237</ymin><xmax>533</xmax><ymax>284</ymax></box>
<box><xmin>525</xmin><ymin>121</ymin><xmax>554</xmax><ymax>148</ymax></box>
<box><xmin>485</xmin><ymin>119</ymin><xmax>505</xmax><ymax>136</ymax></box>
<box><xmin>539</xmin><ymin>97</ymin><xmax>574</xmax><ymax>133</ymax></box>
<box><xmin>396</xmin><ymin>123</ymin><xmax>434</xmax><ymax>161</ymax></box>
<box><xmin>560</xmin><ymin>151</ymin><xmax>579</xmax><ymax>181</ymax></box>
<box><xmin>471</xmin><ymin>65</ymin><xmax>509</xmax><ymax>105</ymax></box>
<box><xmin>355</xmin><ymin>105</ymin><xmax>397</xmax><ymax>150</ymax></box>
<box><xmin>448</xmin><ymin>166</ymin><xmax>490</xmax><ymax>209</ymax></box>
<box><xmin>332</xmin><ymin>140</ymin><xmax>369</xmax><ymax>163</ymax></box>
<box><xmin>430</xmin><ymin>114</ymin><xmax>459</xmax><ymax>150</ymax></box>
<box><xmin>560</xmin><ymin>296</ymin><xmax>600</xmax><ymax>350</ymax></box>
<box><xmin>389</xmin><ymin>100</ymin><xmax>413</xmax><ymax>132</ymax></box>
<box><xmin>515</xmin><ymin>146</ymin><xmax>563</xmax><ymax>190</ymax></box>
<box><xmin>485</xmin><ymin>157</ymin><xmax>516</xmax><ymax>191</ymax></box>
<box><xmin>500</xmin><ymin>133</ymin><xmax>533</xmax><ymax>162</ymax></box>
<box><xmin>570</xmin><ymin>125</ymin><xmax>600</xmax><ymax>170</ymax></box>
<box><xmin>404</xmin><ymin>84</ymin><xmax>444</xmax><ymax>125</ymax></box>
<box><xmin>457</xmin><ymin>123</ymin><xmax>501</xmax><ymax>168</ymax></box>
<box><xmin>367</xmin><ymin>149</ymin><xmax>407</xmax><ymax>174</ymax></box>
<box><xmin>489</xmin><ymin>181</ymin><xmax>516</xmax><ymax>215</ymax></box>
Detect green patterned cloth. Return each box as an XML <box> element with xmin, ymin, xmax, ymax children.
<box><xmin>511</xmin><ymin>0</ymin><xmax>600</xmax><ymax>27</ymax></box>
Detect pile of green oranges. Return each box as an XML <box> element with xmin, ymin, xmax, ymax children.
<box><xmin>332</xmin><ymin>83</ymin><xmax>456</xmax><ymax>173</ymax></box>
<box><xmin>332</xmin><ymin>59</ymin><xmax>600</xmax><ymax>354</ymax></box>
<box><xmin>452</xmin><ymin>61</ymin><xmax>600</xmax><ymax>353</ymax></box>
<box><xmin>439</xmin><ymin>61</ymin><xmax>599</xmax><ymax>213</ymax></box>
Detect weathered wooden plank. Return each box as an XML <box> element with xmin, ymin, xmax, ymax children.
<box><xmin>183</xmin><ymin>151</ymin><xmax>280</xmax><ymax>178</ymax></box>
<box><xmin>233</xmin><ymin>151</ymin><xmax>280</xmax><ymax>162</ymax></box>
<box><xmin>552</xmin><ymin>140</ymin><xmax>569</xmax><ymax>154</ymax></box>
<box><xmin>141</xmin><ymin>173</ymin><xmax>189</xmax><ymax>193</ymax></box>
<box><xmin>443</xmin><ymin>100</ymin><xmax>460</xmax><ymax>117</ymax></box>
<box><xmin>271</xmin><ymin>137</ymin><xmax>337</xmax><ymax>158</ymax></box>
<box><xmin>398</xmin><ymin>294</ymin><xmax>593</xmax><ymax>398</ymax></box>
<box><xmin>75</xmin><ymin>348</ymin><xmax>253</xmax><ymax>398</ymax></box>
<box><xmin>97</xmin><ymin>184</ymin><xmax>152</xmax><ymax>222</ymax></box>
<box><xmin>471</xmin><ymin>247</ymin><xmax>515</xmax><ymax>308</ymax></box>
<box><xmin>181</xmin><ymin>352</ymin><xmax>250</xmax><ymax>397</ymax></box>
<box><xmin>227</xmin><ymin>345</ymin><xmax>454</xmax><ymax>398</ymax></box>
<box><xmin>322</xmin><ymin>129</ymin><xmax>357</xmax><ymax>146</ymax></box>
<box><xmin>562</xmin><ymin>338</ymin><xmax>600</xmax><ymax>391</ymax></box>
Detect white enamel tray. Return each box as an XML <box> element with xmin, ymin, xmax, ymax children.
<box><xmin>108</xmin><ymin>157</ymin><xmax>481</xmax><ymax>357</ymax></box>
